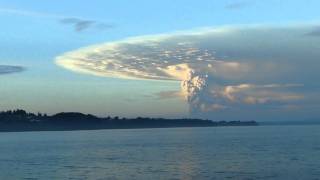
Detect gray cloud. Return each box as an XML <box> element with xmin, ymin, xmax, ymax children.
<box><xmin>155</xmin><ymin>90</ymin><xmax>182</xmax><ymax>100</ymax></box>
<box><xmin>0</xmin><ymin>65</ymin><xmax>25</xmax><ymax>75</ymax></box>
<box><xmin>55</xmin><ymin>24</ymin><xmax>320</xmax><ymax>120</ymax></box>
<box><xmin>60</xmin><ymin>18</ymin><xmax>114</xmax><ymax>32</ymax></box>
<box><xmin>0</xmin><ymin>8</ymin><xmax>114</xmax><ymax>33</ymax></box>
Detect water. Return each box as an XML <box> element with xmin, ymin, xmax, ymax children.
<box><xmin>0</xmin><ymin>125</ymin><xmax>319</xmax><ymax>180</ymax></box>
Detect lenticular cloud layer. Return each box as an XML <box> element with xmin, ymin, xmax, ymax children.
<box><xmin>56</xmin><ymin>25</ymin><xmax>320</xmax><ymax>114</ymax></box>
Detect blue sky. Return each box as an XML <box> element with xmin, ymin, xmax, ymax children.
<box><xmin>1</xmin><ymin>0</ymin><xmax>320</xmax><ymax>121</ymax></box>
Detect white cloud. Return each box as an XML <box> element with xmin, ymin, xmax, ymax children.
<box><xmin>220</xmin><ymin>84</ymin><xmax>304</xmax><ymax>104</ymax></box>
<box><xmin>55</xmin><ymin>24</ymin><xmax>320</xmax><ymax>117</ymax></box>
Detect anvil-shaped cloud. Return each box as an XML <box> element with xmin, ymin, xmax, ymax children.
<box><xmin>0</xmin><ymin>65</ymin><xmax>25</xmax><ymax>75</ymax></box>
<box><xmin>56</xmin><ymin>25</ymin><xmax>320</xmax><ymax>116</ymax></box>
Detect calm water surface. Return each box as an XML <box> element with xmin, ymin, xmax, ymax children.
<box><xmin>0</xmin><ymin>125</ymin><xmax>319</xmax><ymax>180</ymax></box>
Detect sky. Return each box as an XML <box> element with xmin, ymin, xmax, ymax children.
<box><xmin>1</xmin><ymin>0</ymin><xmax>320</xmax><ymax>121</ymax></box>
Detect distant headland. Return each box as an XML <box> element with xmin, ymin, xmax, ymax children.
<box><xmin>0</xmin><ymin>109</ymin><xmax>258</xmax><ymax>132</ymax></box>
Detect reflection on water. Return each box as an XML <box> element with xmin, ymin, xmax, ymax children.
<box><xmin>0</xmin><ymin>125</ymin><xmax>320</xmax><ymax>179</ymax></box>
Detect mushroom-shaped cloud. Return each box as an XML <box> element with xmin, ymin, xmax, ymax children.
<box><xmin>56</xmin><ymin>25</ymin><xmax>319</xmax><ymax>115</ymax></box>
<box><xmin>0</xmin><ymin>65</ymin><xmax>25</xmax><ymax>75</ymax></box>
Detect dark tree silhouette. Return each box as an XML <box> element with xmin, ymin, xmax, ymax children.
<box><xmin>0</xmin><ymin>109</ymin><xmax>258</xmax><ymax>132</ymax></box>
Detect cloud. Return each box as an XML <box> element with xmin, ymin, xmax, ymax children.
<box><xmin>0</xmin><ymin>65</ymin><xmax>25</xmax><ymax>75</ymax></box>
<box><xmin>155</xmin><ymin>90</ymin><xmax>183</xmax><ymax>100</ymax></box>
<box><xmin>201</xmin><ymin>104</ymin><xmax>228</xmax><ymax>112</ymax></box>
<box><xmin>55</xmin><ymin>24</ymin><xmax>320</xmax><ymax>119</ymax></box>
<box><xmin>220</xmin><ymin>84</ymin><xmax>304</xmax><ymax>104</ymax></box>
<box><xmin>60</xmin><ymin>18</ymin><xmax>114</xmax><ymax>32</ymax></box>
<box><xmin>0</xmin><ymin>8</ymin><xmax>114</xmax><ymax>32</ymax></box>
<box><xmin>180</xmin><ymin>72</ymin><xmax>304</xmax><ymax>113</ymax></box>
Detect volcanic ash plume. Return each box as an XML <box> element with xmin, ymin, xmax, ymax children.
<box><xmin>55</xmin><ymin>25</ymin><xmax>313</xmax><ymax>116</ymax></box>
<box><xmin>181</xmin><ymin>71</ymin><xmax>219</xmax><ymax>113</ymax></box>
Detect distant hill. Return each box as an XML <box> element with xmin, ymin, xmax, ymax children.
<box><xmin>0</xmin><ymin>109</ymin><xmax>258</xmax><ymax>132</ymax></box>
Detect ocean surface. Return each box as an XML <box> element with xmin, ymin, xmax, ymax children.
<box><xmin>0</xmin><ymin>125</ymin><xmax>319</xmax><ymax>180</ymax></box>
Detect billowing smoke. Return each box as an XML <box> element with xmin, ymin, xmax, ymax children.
<box><xmin>181</xmin><ymin>71</ymin><xmax>217</xmax><ymax>113</ymax></box>
<box><xmin>55</xmin><ymin>25</ymin><xmax>320</xmax><ymax>117</ymax></box>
